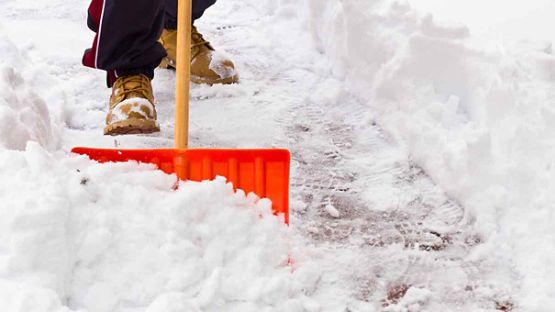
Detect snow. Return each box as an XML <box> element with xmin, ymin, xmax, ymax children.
<box><xmin>0</xmin><ymin>143</ymin><xmax>320</xmax><ymax>312</ymax></box>
<box><xmin>207</xmin><ymin>51</ymin><xmax>238</xmax><ymax>80</ymax></box>
<box><xmin>324</xmin><ymin>204</ymin><xmax>340</xmax><ymax>218</ymax></box>
<box><xmin>0</xmin><ymin>31</ymin><xmax>59</xmax><ymax>150</ymax></box>
<box><xmin>299</xmin><ymin>0</ymin><xmax>555</xmax><ymax>309</ymax></box>
<box><xmin>109</xmin><ymin>97</ymin><xmax>157</xmax><ymax>123</ymax></box>
<box><xmin>412</xmin><ymin>0</ymin><xmax>555</xmax><ymax>43</ymax></box>
<box><xmin>1</xmin><ymin>0</ymin><xmax>554</xmax><ymax>310</ymax></box>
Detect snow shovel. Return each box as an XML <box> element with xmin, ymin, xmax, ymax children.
<box><xmin>72</xmin><ymin>0</ymin><xmax>290</xmax><ymax>223</ymax></box>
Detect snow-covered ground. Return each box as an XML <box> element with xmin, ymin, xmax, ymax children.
<box><xmin>0</xmin><ymin>0</ymin><xmax>554</xmax><ymax>311</ymax></box>
<box><xmin>299</xmin><ymin>0</ymin><xmax>555</xmax><ymax>310</ymax></box>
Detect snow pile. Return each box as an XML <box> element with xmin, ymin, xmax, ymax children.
<box><xmin>0</xmin><ymin>28</ymin><xmax>58</xmax><ymax>150</ymax></box>
<box><xmin>0</xmin><ymin>143</ymin><xmax>320</xmax><ymax>312</ymax></box>
<box><xmin>296</xmin><ymin>0</ymin><xmax>555</xmax><ymax>308</ymax></box>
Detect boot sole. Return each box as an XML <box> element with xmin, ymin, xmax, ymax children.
<box><xmin>191</xmin><ymin>74</ymin><xmax>239</xmax><ymax>85</ymax></box>
<box><xmin>104</xmin><ymin>119</ymin><xmax>160</xmax><ymax>136</ymax></box>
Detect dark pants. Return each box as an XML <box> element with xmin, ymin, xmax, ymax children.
<box><xmin>83</xmin><ymin>0</ymin><xmax>217</xmax><ymax>86</ymax></box>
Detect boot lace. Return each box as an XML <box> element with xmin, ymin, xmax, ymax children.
<box><xmin>191</xmin><ymin>26</ymin><xmax>214</xmax><ymax>57</ymax></box>
<box><xmin>113</xmin><ymin>74</ymin><xmax>151</xmax><ymax>102</ymax></box>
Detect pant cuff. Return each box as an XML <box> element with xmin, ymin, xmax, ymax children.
<box><xmin>106</xmin><ymin>63</ymin><xmax>158</xmax><ymax>87</ymax></box>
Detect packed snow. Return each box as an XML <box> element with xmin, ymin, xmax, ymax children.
<box><xmin>0</xmin><ymin>0</ymin><xmax>554</xmax><ymax>311</ymax></box>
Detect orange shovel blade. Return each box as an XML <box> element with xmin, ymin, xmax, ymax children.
<box><xmin>72</xmin><ymin>148</ymin><xmax>291</xmax><ymax>223</ymax></box>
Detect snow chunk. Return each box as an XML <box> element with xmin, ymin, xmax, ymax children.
<box><xmin>384</xmin><ymin>287</ymin><xmax>432</xmax><ymax>312</ymax></box>
<box><xmin>208</xmin><ymin>51</ymin><xmax>238</xmax><ymax>80</ymax></box>
<box><xmin>324</xmin><ymin>203</ymin><xmax>340</xmax><ymax>218</ymax></box>
<box><xmin>0</xmin><ymin>31</ymin><xmax>58</xmax><ymax>150</ymax></box>
<box><xmin>0</xmin><ymin>280</ymin><xmax>70</xmax><ymax>312</ymax></box>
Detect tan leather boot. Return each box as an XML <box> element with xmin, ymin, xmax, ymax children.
<box><xmin>104</xmin><ymin>74</ymin><xmax>160</xmax><ymax>136</ymax></box>
<box><xmin>159</xmin><ymin>26</ymin><xmax>239</xmax><ymax>85</ymax></box>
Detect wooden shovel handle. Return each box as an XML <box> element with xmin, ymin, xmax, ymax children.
<box><xmin>175</xmin><ymin>0</ymin><xmax>192</xmax><ymax>149</ymax></box>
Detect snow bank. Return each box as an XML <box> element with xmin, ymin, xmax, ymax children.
<box><xmin>294</xmin><ymin>0</ymin><xmax>555</xmax><ymax>309</ymax></box>
<box><xmin>0</xmin><ymin>143</ymin><xmax>320</xmax><ymax>312</ymax></box>
<box><xmin>0</xmin><ymin>27</ymin><xmax>58</xmax><ymax>150</ymax></box>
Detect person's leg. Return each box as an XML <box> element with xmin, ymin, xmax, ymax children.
<box><xmin>83</xmin><ymin>0</ymin><xmax>164</xmax><ymax>135</ymax></box>
<box><xmin>164</xmin><ymin>0</ymin><xmax>217</xmax><ymax>30</ymax></box>
<box><xmin>83</xmin><ymin>0</ymin><xmax>167</xmax><ymax>87</ymax></box>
